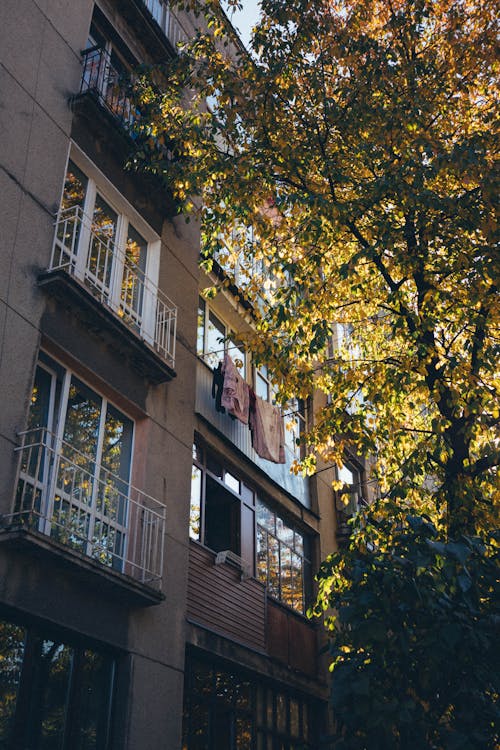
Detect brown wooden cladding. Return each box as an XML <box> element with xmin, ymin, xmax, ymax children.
<box><xmin>187</xmin><ymin>542</ymin><xmax>267</xmax><ymax>652</ymax></box>
<box><xmin>188</xmin><ymin>542</ymin><xmax>319</xmax><ymax>679</ymax></box>
<box><xmin>267</xmin><ymin>600</ymin><xmax>318</xmax><ymax>678</ymax></box>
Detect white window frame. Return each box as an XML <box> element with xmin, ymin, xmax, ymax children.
<box><xmin>60</xmin><ymin>145</ymin><xmax>161</xmax><ymax>347</ymax></box>
<box><xmin>26</xmin><ymin>353</ymin><xmax>135</xmax><ymax>555</ymax></box>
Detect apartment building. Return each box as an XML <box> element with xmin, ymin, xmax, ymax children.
<box><xmin>0</xmin><ymin>1</ymin><xmax>370</xmax><ymax>748</ymax></box>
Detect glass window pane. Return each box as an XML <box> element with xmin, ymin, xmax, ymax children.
<box><xmin>122</xmin><ymin>225</ymin><xmax>147</xmax><ymax>320</ymax></box>
<box><xmin>256</xmin><ymin>527</ymin><xmax>268</xmax><ymax>585</ymax></box>
<box><xmin>0</xmin><ymin>621</ymin><xmax>25</xmax><ymax>745</ymax></box>
<box><xmin>236</xmin><ymin>716</ymin><xmax>252</xmax><ymax>749</ymax></box>
<box><xmin>36</xmin><ymin>640</ymin><xmax>72</xmax><ymax>750</ymax></box>
<box><xmin>63</xmin><ymin>377</ymin><xmax>102</xmax><ymax>464</ymax></box>
<box><xmin>276</xmin><ymin>517</ymin><xmax>294</xmax><ymax>546</ymax></box>
<box><xmin>205</xmin><ymin>311</ymin><xmax>225</xmax><ymax>369</ymax></box>
<box><xmin>255</xmin><ymin>369</ymin><xmax>269</xmax><ymax>401</ymax></box>
<box><xmin>61</xmin><ymin>161</ymin><xmax>88</xmax><ymax>212</ymax></box>
<box><xmin>291</xmin><ymin>553</ymin><xmax>304</xmax><ymax>613</ymax></box>
<box><xmin>256</xmin><ymin>500</ymin><xmax>275</xmax><ymax>534</ymax></box>
<box><xmin>89</xmin><ymin>195</ymin><xmax>117</xmax><ymax>292</ymax></box>
<box><xmin>280</xmin><ymin>545</ymin><xmax>293</xmax><ymax>607</ymax></box>
<box><xmin>293</xmin><ymin>531</ymin><xmax>304</xmax><ymax>556</ymax></box>
<box><xmin>228</xmin><ymin>339</ymin><xmax>246</xmax><ymax>377</ymax></box>
<box><xmin>224</xmin><ymin>472</ymin><xmax>240</xmax><ymax>494</ymax></box>
<box><xmin>101</xmin><ymin>405</ymin><xmax>133</xmax><ymax>483</ymax></box>
<box><xmin>27</xmin><ymin>366</ymin><xmax>53</xmax><ymax>432</ymax></box>
<box><xmin>206</xmin><ymin>453</ymin><xmax>223</xmax><ymax>479</ymax></box>
<box><xmin>267</xmin><ymin>535</ymin><xmax>280</xmax><ymax>598</ymax></box>
<box><xmin>74</xmin><ymin>650</ymin><xmax>114</xmax><ymax>750</ymax></box>
<box><xmin>197</xmin><ymin>298</ymin><xmax>205</xmax><ymax>358</ymax></box>
<box><xmin>190</xmin><ymin>465</ymin><xmax>202</xmax><ymax>540</ymax></box>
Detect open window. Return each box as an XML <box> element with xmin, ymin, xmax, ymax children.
<box><xmin>204</xmin><ymin>477</ymin><xmax>240</xmax><ymax>555</ymax></box>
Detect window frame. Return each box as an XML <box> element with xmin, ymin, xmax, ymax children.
<box><xmin>58</xmin><ymin>147</ymin><xmax>161</xmax><ymax>347</ymax></box>
<box><xmin>197</xmin><ymin>297</ymin><xmax>246</xmax><ymax>378</ymax></box>
<box><xmin>19</xmin><ymin>351</ymin><xmax>136</xmax><ymax>566</ymax></box>
<box><xmin>0</xmin><ymin>612</ymin><xmax>117</xmax><ymax>750</ymax></box>
<box><xmin>190</xmin><ymin>443</ymin><xmax>312</xmax><ymax>615</ymax></box>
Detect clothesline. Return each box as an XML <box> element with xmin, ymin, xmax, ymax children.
<box><xmin>203</xmin><ymin>353</ymin><xmax>304</xmax><ymax>419</ymax></box>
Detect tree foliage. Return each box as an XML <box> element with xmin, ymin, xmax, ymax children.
<box><xmin>313</xmin><ymin>510</ymin><xmax>499</xmax><ymax>749</ymax></box>
<box><xmin>130</xmin><ymin>1</ymin><xmax>499</xmax><ymax>745</ymax></box>
<box><xmin>132</xmin><ymin>0</ymin><xmax>499</xmax><ymax>535</ymax></box>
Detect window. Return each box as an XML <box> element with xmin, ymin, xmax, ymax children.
<box><xmin>16</xmin><ymin>352</ymin><xmax>135</xmax><ymax>572</ymax></box>
<box><xmin>81</xmin><ymin>21</ymin><xmax>135</xmax><ymax>127</ymax></box>
<box><xmin>182</xmin><ymin>654</ymin><xmax>319</xmax><ymax>750</ymax></box>
<box><xmin>190</xmin><ymin>445</ymin><xmax>312</xmax><ymax>613</ymax></box>
<box><xmin>336</xmin><ymin>461</ymin><xmax>364</xmax><ymax>517</ymax></box>
<box><xmin>190</xmin><ymin>445</ymin><xmax>253</xmax><ymax>561</ymax></box>
<box><xmin>0</xmin><ymin>615</ymin><xmax>115</xmax><ymax>750</ymax></box>
<box><xmin>197</xmin><ymin>298</ymin><xmax>246</xmax><ymax>376</ymax></box>
<box><xmin>283</xmin><ymin>398</ymin><xmax>306</xmax><ymax>459</ymax></box>
<box><xmin>256</xmin><ymin>499</ymin><xmax>311</xmax><ymax>614</ymax></box>
<box><xmin>52</xmin><ymin>158</ymin><xmax>170</xmax><ymax>358</ymax></box>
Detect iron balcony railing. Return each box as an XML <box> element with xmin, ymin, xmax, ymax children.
<box><xmin>142</xmin><ymin>0</ymin><xmax>188</xmax><ymax>47</ymax></box>
<box><xmin>80</xmin><ymin>46</ymin><xmax>136</xmax><ymax>129</ymax></box>
<box><xmin>50</xmin><ymin>205</ymin><xmax>177</xmax><ymax>369</ymax></box>
<box><xmin>9</xmin><ymin>428</ymin><xmax>166</xmax><ymax>587</ymax></box>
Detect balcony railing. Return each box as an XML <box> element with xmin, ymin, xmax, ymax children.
<box><xmin>50</xmin><ymin>205</ymin><xmax>177</xmax><ymax>369</ymax></box>
<box><xmin>80</xmin><ymin>47</ymin><xmax>136</xmax><ymax>129</ymax></box>
<box><xmin>142</xmin><ymin>0</ymin><xmax>189</xmax><ymax>47</ymax></box>
<box><xmin>7</xmin><ymin>429</ymin><xmax>166</xmax><ymax>587</ymax></box>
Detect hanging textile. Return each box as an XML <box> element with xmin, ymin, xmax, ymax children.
<box><xmin>221</xmin><ymin>353</ymin><xmax>250</xmax><ymax>424</ymax></box>
<box><xmin>249</xmin><ymin>392</ymin><xmax>285</xmax><ymax>464</ymax></box>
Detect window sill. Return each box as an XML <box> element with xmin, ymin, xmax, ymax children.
<box><xmin>0</xmin><ymin>525</ymin><xmax>165</xmax><ymax>607</ymax></box>
<box><xmin>38</xmin><ymin>269</ymin><xmax>176</xmax><ymax>384</ymax></box>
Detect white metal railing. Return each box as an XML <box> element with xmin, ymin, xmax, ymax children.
<box><xmin>10</xmin><ymin>428</ymin><xmax>166</xmax><ymax>586</ymax></box>
<box><xmin>50</xmin><ymin>205</ymin><xmax>177</xmax><ymax>368</ymax></box>
<box><xmin>142</xmin><ymin>0</ymin><xmax>189</xmax><ymax>47</ymax></box>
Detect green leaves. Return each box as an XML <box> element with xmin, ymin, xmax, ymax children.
<box><xmin>315</xmin><ymin>511</ymin><xmax>500</xmax><ymax>749</ymax></box>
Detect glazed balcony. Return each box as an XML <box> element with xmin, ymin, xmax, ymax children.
<box><xmin>195</xmin><ymin>360</ymin><xmax>310</xmax><ymax>508</ymax></box>
<box><xmin>39</xmin><ymin>206</ymin><xmax>177</xmax><ymax>381</ymax></box>
<box><xmin>2</xmin><ymin>429</ymin><xmax>166</xmax><ymax>599</ymax></box>
<box><xmin>142</xmin><ymin>0</ymin><xmax>188</xmax><ymax>47</ymax></box>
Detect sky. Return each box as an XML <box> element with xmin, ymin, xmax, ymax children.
<box><xmin>223</xmin><ymin>0</ymin><xmax>262</xmax><ymax>48</ymax></box>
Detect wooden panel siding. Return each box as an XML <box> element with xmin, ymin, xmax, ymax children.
<box><xmin>187</xmin><ymin>542</ymin><xmax>267</xmax><ymax>652</ymax></box>
<box><xmin>267</xmin><ymin>600</ymin><xmax>318</xmax><ymax>678</ymax></box>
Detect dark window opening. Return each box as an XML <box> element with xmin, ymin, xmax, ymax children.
<box><xmin>0</xmin><ymin>615</ymin><xmax>115</xmax><ymax>750</ymax></box>
<box><xmin>182</xmin><ymin>653</ymin><xmax>320</xmax><ymax>750</ymax></box>
<box><xmin>205</xmin><ymin>477</ymin><xmax>240</xmax><ymax>556</ymax></box>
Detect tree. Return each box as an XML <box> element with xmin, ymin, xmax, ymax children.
<box><xmin>313</xmin><ymin>512</ymin><xmax>500</xmax><ymax>749</ymax></box>
<box><xmin>130</xmin><ymin>0</ymin><xmax>499</xmax><ymax>744</ymax></box>
<box><xmin>132</xmin><ymin>0</ymin><xmax>498</xmax><ymax>535</ymax></box>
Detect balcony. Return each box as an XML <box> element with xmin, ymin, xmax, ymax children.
<box><xmin>39</xmin><ymin>206</ymin><xmax>177</xmax><ymax>382</ymax></box>
<box><xmin>196</xmin><ymin>360</ymin><xmax>310</xmax><ymax>507</ymax></box>
<box><xmin>78</xmin><ymin>46</ymin><xmax>136</xmax><ymax>132</ymax></box>
<box><xmin>142</xmin><ymin>0</ymin><xmax>189</xmax><ymax>48</ymax></box>
<box><xmin>1</xmin><ymin>429</ymin><xmax>166</xmax><ymax>602</ymax></box>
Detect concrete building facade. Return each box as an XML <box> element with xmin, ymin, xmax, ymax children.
<box><xmin>0</xmin><ymin>1</ymin><xmax>371</xmax><ymax>747</ymax></box>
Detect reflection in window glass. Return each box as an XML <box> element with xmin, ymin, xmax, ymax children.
<box><xmin>0</xmin><ymin>621</ymin><xmax>25</xmax><ymax>745</ymax></box>
<box><xmin>37</xmin><ymin>640</ymin><xmax>72</xmax><ymax>749</ymax></box>
<box><xmin>256</xmin><ymin>500</ymin><xmax>310</xmax><ymax>613</ymax></box>
<box><xmin>190</xmin><ymin>466</ymin><xmax>202</xmax><ymax>540</ymax></box>
<box><xmin>267</xmin><ymin>535</ymin><xmax>280</xmax><ymax>598</ymax></box>
<box><xmin>197</xmin><ymin>298</ymin><xmax>205</xmax><ymax>358</ymax></box>
<box><xmin>224</xmin><ymin>472</ymin><xmax>240</xmax><ymax>494</ymax></box>
<box><xmin>0</xmin><ymin>617</ymin><xmax>114</xmax><ymax>750</ymax></box>
<box><xmin>206</xmin><ymin>311</ymin><xmax>225</xmax><ymax>369</ymax></box>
